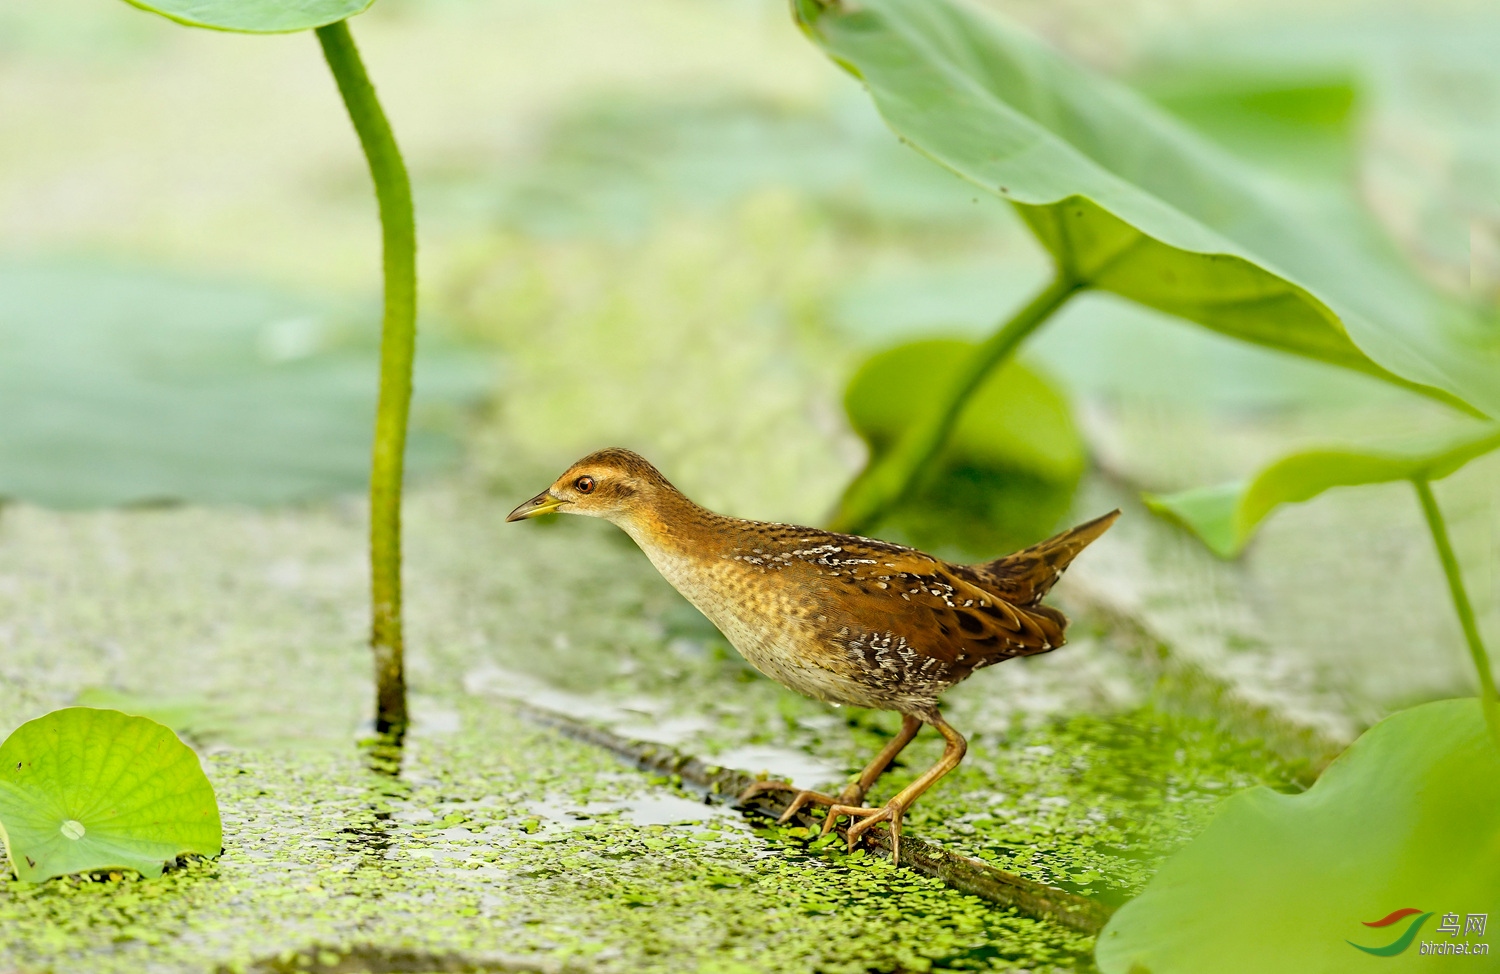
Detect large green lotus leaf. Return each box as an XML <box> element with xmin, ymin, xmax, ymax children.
<box><xmin>121</xmin><ymin>0</ymin><xmax>373</xmax><ymax>33</ymax></box>
<box><xmin>1138</xmin><ymin>72</ymin><xmax>1360</xmax><ymax>186</ymax></box>
<box><xmin>834</xmin><ymin>263</ymin><xmax>1419</xmax><ymax>414</ymax></box>
<box><xmin>0</xmin><ymin>708</ymin><xmax>222</xmax><ymax>882</ymax></box>
<box><xmin>1144</xmin><ymin>424</ymin><xmax>1500</xmax><ymax>558</ymax></box>
<box><xmin>1138</xmin><ymin>10</ymin><xmax>1500</xmax><ymax>292</ymax></box>
<box><xmin>0</xmin><ymin>262</ymin><xmax>492</xmax><ymax>508</ymax></box>
<box><xmin>845</xmin><ymin>339</ymin><xmax>1083</xmax><ymax>555</ymax></box>
<box><xmin>1096</xmin><ymin>698</ymin><xmax>1500</xmax><ymax>973</ymax></box>
<box><xmin>793</xmin><ymin>0</ymin><xmax>1499</xmax><ymax>418</ymax></box>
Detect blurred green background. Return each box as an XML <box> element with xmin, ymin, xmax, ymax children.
<box><xmin>0</xmin><ymin>0</ymin><xmax>1495</xmax><ymax>744</ymax></box>
<box><xmin>2</xmin><ymin>0</ymin><xmax>1488</xmax><ymax>684</ymax></box>
<box><xmin>0</xmin><ymin>0</ymin><xmax>1495</xmax><ymax>969</ymax></box>
<box><xmin>0</xmin><ymin>0</ymin><xmax>1494</xmax><ymax>764</ymax></box>
<box><xmin>0</xmin><ymin>0</ymin><xmax>1489</xmax><ymax>523</ymax></box>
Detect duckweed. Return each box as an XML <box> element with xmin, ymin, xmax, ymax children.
<box><xmin>1</xmin><ymin>702</ymin><xmax>1101</xmax><ymax>972</ymax></box>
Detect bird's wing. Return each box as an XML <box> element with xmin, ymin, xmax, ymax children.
<box><xmin>811</xmin><ymin>541</ymin><xmax>1066</xmax><ymax>670</ymax></box>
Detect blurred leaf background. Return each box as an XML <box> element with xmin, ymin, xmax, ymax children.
<box><xmin>0</xmin><ymin>0</ymin><xmax>1493</xmax><ymax>714</ymax></box>
<box><xmin>0</xmin><ymin>263</ymin><xmax>487</xmax><ymax>506</ymax></box>
<box><xmin>0</xmin><ymin>2</ymin><xmax>1496</xmax><ymax>967</ymax></box>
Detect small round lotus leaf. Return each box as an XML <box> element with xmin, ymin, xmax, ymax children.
<box><xmin>0</xmin><ymin>708</ymin><xmax>222</xmax><ymax>882</ymax></box>
<box><xmin>121</xmin><ymin>0</ymin><xmax>375</xmax><ymax>34</ymax></box>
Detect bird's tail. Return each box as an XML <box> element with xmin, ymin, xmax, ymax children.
<box><xmin>973</xmin><ymin>509</ymin><xmax>1120</xmax><ymax>607</ymax></box>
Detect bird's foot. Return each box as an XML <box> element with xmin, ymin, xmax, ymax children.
<box><xmin>822</xmin><ymin>799</ymin><xmax>906</xmax><ymax>863</ymax></box>
<box><xmin>736</xmin><ymin>780</ymin><xmax>856</xmax><ymax>824</ymax></box>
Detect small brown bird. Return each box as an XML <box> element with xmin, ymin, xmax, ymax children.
<box><xmin>508</xmin><ymin>448</ymin><xmax>1118</xmax><ymax>861</ymax></box>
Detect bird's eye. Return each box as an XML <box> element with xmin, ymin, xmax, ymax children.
<box><xmin>574</xmin><ymin>476</ymin><xmax>596</xmax><ymax>494</ymax></box>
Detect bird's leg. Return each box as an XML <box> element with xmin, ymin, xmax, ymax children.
<box><xmin>822</xmin><ymin>711</ymin><xmax>967</xmax><ymax>864</ymax></box>
<box><xmin>839</xmin><ymin>713</ymin><xmax>924</xmax><ymax>805</ymax></box>
<box><xmin>769</xmin><ymin>714</ymin><xmax>922</xmax><ymax>824</ymax></box>
<box><xmin>737</xmin><ymin>714</ymin><xmax>922</xmax><ymax>824</ymax></box>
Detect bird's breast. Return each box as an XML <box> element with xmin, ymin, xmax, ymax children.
<box><xmin>637</xmin><ymin>545</ymin><xmax>871</xmax><ymax>702</ymax></box>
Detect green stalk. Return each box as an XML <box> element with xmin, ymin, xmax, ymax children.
<box><xmin>317</xmin><ymin>20</ymin><xmax>416</xmax><ymax>740</ymax></box>
<box><xmin>1413</xmin><ymin>477</ymin><xmax>1500</xmax><ymax>749</ymax></box>
<box><xmin>830</xmin><ymin>274</ymin><xmax>1083</xmax><ymax>533</ymax></box>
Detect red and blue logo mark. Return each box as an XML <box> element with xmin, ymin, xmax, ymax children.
<box><xmin>1348</xmin><ymin>909</ymin><xmax>1433</xmax><ymax>956</ymax></box>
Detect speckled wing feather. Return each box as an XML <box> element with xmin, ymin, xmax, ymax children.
<box><xmin>801</xmin><ymin>535</ymin><xmax>1069</xmax><ymax>679</ymax></box>
<box><xmin>714</xmin><ymin>513</ymin><xmax>1118</xmax><ymax>709</ymax></box>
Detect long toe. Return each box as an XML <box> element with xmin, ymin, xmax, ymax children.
<box><xmin>736</xmin><ymin>779</ymin><xmax>798</xmax><ymax>805</ymax></box>
<box><xmin>881</xmin><ymin>805</ymin><xmax>904</xmax><ymax>863</ymax></box>
<box><xmin>822</xmin><ymin>802</ymin><xmax>863</xmax><ymax>838</ymax></box>
<box><xmin>842</xmin><ymin>801</ymin><xmax>905</xmax><ymax>862</ymax></box>
<box><xmin>821</xmin><ymin>802</ymin><xmax>888</xmax><ymax>852</ymax></box>
<box><xmin>775</xmin><ymin>790</ymin><xmax>843</xmax><ymax>824</ymax></box>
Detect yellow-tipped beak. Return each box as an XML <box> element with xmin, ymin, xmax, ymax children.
<box><xmin>506</xmin><ymin>491</ymin><xmax>567</xmax><ymax>522</ymax></box>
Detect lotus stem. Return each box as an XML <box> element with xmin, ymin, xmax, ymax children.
<box><xmin>830</xmin><ymin>273</ymin><xmax>1082</xmax><ymax>533</ymax></box>
<box><xmin>1412</xmin><ymin>477</ymin><xmax>1500</xmax><ymax>749</ymax></box>
<box><xmin>316</xmin><ymin>20</ymin><xmax>416</xmax><ymax>740</ymax></box>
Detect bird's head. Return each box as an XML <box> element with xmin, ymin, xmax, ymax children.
<box><xmin>506</xmin><ymin>448</ymin><xmax>678</xmax><ymax>526</ymax></box>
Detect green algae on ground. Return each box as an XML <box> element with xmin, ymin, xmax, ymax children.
<box><xmin>0</xmin><ymin>460</ymin><xmax>1306</xmax><ymax>974</ymax></box>
<box><xmin>521</xmin><ymin>701</ymin><xmax>1114</xmax><ymax>935</ymax></box>
<box><xmin>0</xmin><ymin>701</ymin><xmax>1096</xmax><ymax>974</ymax></box>
<box><xmin>723</xmin><ymin>701</ymin><xmax>1305</xmax><ymax>911</ymax></box>
<box><xmin>858</xmin><ymin>707</ymin><xmax>1308</xmax><ymax>906</ymax></box>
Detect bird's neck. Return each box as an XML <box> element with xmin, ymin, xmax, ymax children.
<box><xmin>612</xmin><ymin>488</ymin><xmax>740</xmax><ymax>574</ymax></box>
<box><xmin>612</xmin><ymin>486</ymin><xmax>711</xmax><ymax>555</ymax></box>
